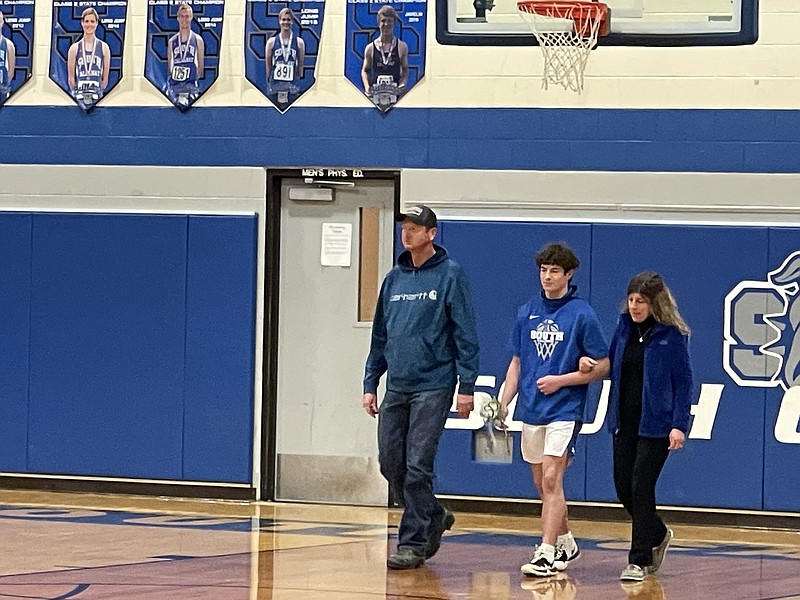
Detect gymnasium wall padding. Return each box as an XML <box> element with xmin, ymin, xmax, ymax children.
<box><xmin>0</xmin><ymin>213</ymin><xmax>33</xmax><ymax>473</ymax></box>
<box><xmin>435</xmin><ymin>220</ymin><xmax>799</xmax><ymax>511</ymax></box>
<box><xmin>0</xmin><ymin>212</ymin><xmax>257</xmax><ymax>484</ymax></box>
<box><xmin>183</xmin><ymin>215</ymin><xmax>257</xmax><ymax>483</ymax></box>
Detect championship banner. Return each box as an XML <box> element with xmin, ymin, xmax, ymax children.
<box><xmin>344</xmin><ymin>0</ymin><xmax>426</xmax><ymax>113</ymax></box>
<box><xmin>244</xmin><ymin>0</ymin><xmax>324</xmax><ymax>113</ymax></box>
<box><xmin>0</xmin><ymin>1</ymin><xmax>34</xmax><ymax>107</ymax></box>
<box><xmin>49</xmin><ymin>0</ymin><xmax>127</xmax><ymax>112</ymax></box>
<box><xmin>145</xmin><ymin>0</ymin><xmax>224</xmax><ymax>112</ymax></box>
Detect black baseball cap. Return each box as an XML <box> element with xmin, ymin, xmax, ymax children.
<box><xmin>396</xmin><ymin>204</ymin><xmax>437</xmax><ymax>228</ymax></box>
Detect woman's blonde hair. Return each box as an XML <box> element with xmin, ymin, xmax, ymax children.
<box><xmin>626</xmin><ymin>271</ymin><xmax>690</xmax><ymax>335</ymax></box>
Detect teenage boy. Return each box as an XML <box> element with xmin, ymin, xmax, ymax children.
<box><xmin>500</xmin><ymin>242</ymin><xmax>609</xmax><ymax>577</ymax></box>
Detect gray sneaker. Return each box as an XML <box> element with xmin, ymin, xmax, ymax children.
<box><xmin>650</xmin><ymin>528</ymin><xmax>673</xmax><ymax>573</ymax></box>
<box><xmin>620</xmin><ymin>564</ymin><xmax>646</xmax><ymax>582</ymax></box>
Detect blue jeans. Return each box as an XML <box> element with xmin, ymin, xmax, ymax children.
<box><xmin>378</xmin><ymin>387</ymin><xmax>454</xmax><ymax>553</ymax></box>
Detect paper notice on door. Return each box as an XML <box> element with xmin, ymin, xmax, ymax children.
<box><xmin>321</xmin><ymin>223</ymin><xmax>353</xmax><ymax>267</ymax></box>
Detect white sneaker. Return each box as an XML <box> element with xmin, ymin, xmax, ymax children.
<box><xmin>521</xmin><ymin>546</ymin><xmax>557</xmax><ymax>577</ymax></box>
<box><xmin>553</xmin><ymin>542</ymin><xmax>580</xmax><ymax>571</ymax></box>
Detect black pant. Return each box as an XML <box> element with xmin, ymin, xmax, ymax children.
<box><xmin>613</xmin><ymin>432</ymin><xmax>670</xmax><ymax>566</ymax></box>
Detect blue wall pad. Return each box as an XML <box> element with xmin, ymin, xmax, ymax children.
<box><xmin>13</xmin><ymin>212</ymin><xmax>259</xmax><ymax>483</ymax></box>
<box><xmin>587</xmin><ymin>223</ymin><xmax>768</xmax><ymax>509</ymax></box>
<box><xmin>28</xmin><ymin>214</ymin><xmax>189</xmax><ymax>479</ymax></box>
<box><xmin>436</xmin><ymin>221</ymin><xmax>594</xmax><ymax>500</ymax></box>
<box><xmin>433</xmin><ymin>220</ymin><xmax>800</xmax><ymax>511</ymax></box>
<box><xmin>0</xmin><ymin>213</ymin><xmax>32</xmax><ymax>472</ymax></box>
<box><xmin>183</xmin><ymin>215</ymin><xmax>257</xmax><ymax>483</ymax></box>
<box><xmin>762</xmin><ymin>227</ymin><xmax>800</xmax><ymax>511</ymax></box>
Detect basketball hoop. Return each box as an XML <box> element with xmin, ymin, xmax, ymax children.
<box><xmin>517</xmin><ymin>1</ymin><xmax>609</xmax><ymax>93</ymax></box>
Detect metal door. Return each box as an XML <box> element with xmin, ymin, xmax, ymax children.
<box><xmin>273</xmin><ymin>177</ymin><xmax>395</xmax><ymax>505</ymax></box>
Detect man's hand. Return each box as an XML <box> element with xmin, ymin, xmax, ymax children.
<box><xmin>668</xmin><ymin>428</ymin><xmax>685</xmax><ymax>450</ymax></box>
<box><xmin>362</xmin><ymin>393</ymin><xmax>378</xmax><ymax>417</ymax></box>
<box><xmin>456</xmin><ymin>393</ymin><xmax>474</xmax><ymax>418</ymax></box>
<box><xmin>579</xmin><ymin>356</ymin><xmax>598</xmax><ymax>373</ymax></box>
<box><xmin>536</xmin><ymin>375</ymin><xmax>563</xmax><ymax>395</ymax></box>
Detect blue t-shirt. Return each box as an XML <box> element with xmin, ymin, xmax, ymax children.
<box><xmin>510</xmin><ymin>285</ymin><xmax>608</xmax><ymax>425</ymax></box>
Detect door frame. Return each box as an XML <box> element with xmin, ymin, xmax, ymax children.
<box><xmin>260</xmin><ymin>169</ymin><xmax>401</xmax><ymax>501</ymax></box>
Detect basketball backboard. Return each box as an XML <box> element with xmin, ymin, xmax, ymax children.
<box><xmin>436</xmin><ymin>0</ymin><xmax>758</xmax><ymax>45</ymax></box>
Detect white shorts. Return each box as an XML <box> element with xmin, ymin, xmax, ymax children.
<box><xmin>521</xmin><ymin>421</ymin><xmax>578</xmax><ymax>464</ymax></box>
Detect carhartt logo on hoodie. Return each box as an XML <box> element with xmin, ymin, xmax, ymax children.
<box><xmin>390</xmin><ymin>289</ymin><xmax>439</xmax><ymax>302</ymax></box>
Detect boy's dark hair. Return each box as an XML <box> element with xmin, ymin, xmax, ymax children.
<box><xmin>535</xmin><ymin>242</ymin><xmax>580</xmax><ymax>272</ymax></box>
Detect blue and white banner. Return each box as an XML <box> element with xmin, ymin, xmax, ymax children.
<box><xmin>49</xmin><ymin>0</ymin><xmax>127</xmax><ymax>112</ymax></box>
<box><xmin>0</xmin><ymin>1</ymin><xmax>34</xmax><ymax>106</ymax></box>
<box><xmin>145</xmin><ymin>0</ymin><xmax>224</xmax><ymax>112</ymax></box>
<box><xmin>344</xmin><ymin>1</ymin><xmax>426</xmax><ymax>113</ymax></box>
<box><xmin>245</xmin><ymin>0</ymin><xmax>324</xmax><ymax>113</ymax></box>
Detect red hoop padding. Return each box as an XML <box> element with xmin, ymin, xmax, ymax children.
<box><xmin>518</xmin><ymin>1</ymin><xmax>609</xmax><ymax>37</ymax></box>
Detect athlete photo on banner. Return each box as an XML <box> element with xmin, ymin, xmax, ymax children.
<box><xmin>0</xmin><ymin>2</ymin><xmax>34</xmax><ymax>107</ymax></box>
<box><xmin>49</xmin><ymin>0</ymin><xmax>127</xmax><ymax>112</ymax></box>
<box><xmin>344</xmin><ymin>0</ymin><xmax>426</xmax><ymax>113</ymax></box>
<box><xmin>245</xmin><ymin>0</ymin><xmax>323</xmax><ymax>113</ymax></box>
<box><xmin>145</xmin><ymin>0</ymin><xmax>223</xmax><ymax>111</ymax></box>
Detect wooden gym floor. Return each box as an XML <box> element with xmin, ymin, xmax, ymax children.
<box><xmin>0</xmin><ymin>490</ymin><xmax>798</xmax><ymax>599</ymax></box>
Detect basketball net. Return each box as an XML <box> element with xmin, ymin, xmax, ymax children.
<box><xmin>517</xmin><ymin>1</ymin><xmax>607</xmax><ymax>93</ymax></box>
